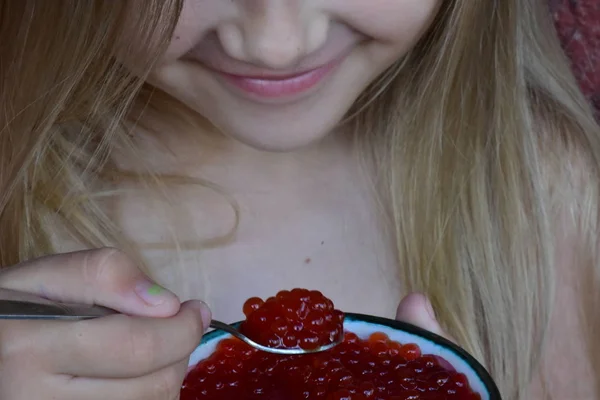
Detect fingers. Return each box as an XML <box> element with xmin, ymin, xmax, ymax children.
<box><xmin>395</xmin><ymin>292</ymin><xmax>453</xmax><ymax>341</ymax></box>
<box><xmin>56</xmin><ymin>359</ymin><xmax>189</xmax><ymax>400</ymax></box>
<box><xmin>0</xmin><ymin>248</ymin><xmax>180</xmax><ymax>317</ymax></box>
<box><xmin>45</xmin><ymin>300</ymin><xmax>210</xmax><ymax>378</ymax></box>
<box><xmin>0</xmin><ymin>249</ymin><xmax>209</xmax><ymax>400</ymax></box>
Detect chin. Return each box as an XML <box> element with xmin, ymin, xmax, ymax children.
<box><xmin>214</xmin><ymin>116</ymin><xmax>340</xmax><ymax>153</ymax></box>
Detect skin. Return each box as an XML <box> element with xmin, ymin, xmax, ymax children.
<box><xmin>0</xmin><ymin>249</ymin><xmax>209</xmax><ymax>400</ymax></box>
<box><xmin>0</xmin><ymin>0</ymin><xmax>594</xmax><ymax>399</ymax></box>
<box><xmin>150</xmin><ymin>0</ymin><xmax>440</xmax><ymax>151</ymax></box>
<box><xmin>121</xmin><ymin>0</ymin><xmax>440</xmax><ymax>322</ymax></box>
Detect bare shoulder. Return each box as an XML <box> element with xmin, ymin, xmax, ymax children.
<box><xmin>528</xmin><ymin>138</ymin><xmax>599</xmax><ymax>398</ymax></box>
<box><xmin>527</xmin><ymin>253</ymin><xmax>597</xmax><ymax>398</ymax></box>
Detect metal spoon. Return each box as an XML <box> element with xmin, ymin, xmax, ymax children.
<box><xmin>0</xmin><ymin>299</ymin><xmax>341</xmax><ymax>355</ymax></box>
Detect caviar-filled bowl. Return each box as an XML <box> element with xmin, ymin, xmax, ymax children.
<box><xmin>183</xmin><ymin>289</ymin><xmax>502</xmax><ymax>400</ymax></box>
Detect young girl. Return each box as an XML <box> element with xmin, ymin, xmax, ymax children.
<box><xmin>0</xmin><ymin>1</ymin><xmax>598</xmax><ymax>399</ymax></box>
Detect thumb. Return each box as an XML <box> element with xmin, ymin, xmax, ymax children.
<box><xmin>0</xmin><ymin>248</ymin><xmax>180</xmax><ymax>318</ymax></box>
<box><xmin>395</xmin><ymin>292</ymin><xmax>453</xmax><ymax>342</ymax></box>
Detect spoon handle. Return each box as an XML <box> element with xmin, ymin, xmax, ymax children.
<box><xmin>0</xmin><ymin>299</ymin><xmax>115</xmax><ymax>320</ymax></box>
<box><xmin>0</xmin><ymin>299</ymin><xmax>241</xmax><ymax>337</ymax></box>
<box><xmin>0</xmin><ymin>299</ymin><xmax>269</xmax><ymax>350</ymax></box>
<box><xmin>0</xmin><ymin>299</ymin><xmax>275</xmax><ymax>351</ymax></box>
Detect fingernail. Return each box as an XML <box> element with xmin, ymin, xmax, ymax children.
<box><xmin>199</xmin><ymin>301</ymin><xmax>212</xmax><ymax>329</ymax></box>
<box><xmin>134</xmin><ymin>280</ymin><xmax>174</xmax><ymax>306</ymax></box>
<box><xmin>190</xmin><ymin>300</ymin><xmax>212</xmax><ymax>330</ymax></box>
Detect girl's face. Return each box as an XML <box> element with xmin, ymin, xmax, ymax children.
<box><xmin>149</xmin><ymin>0</ymin><xmax>441</xmax><ymax>151</ymax></box>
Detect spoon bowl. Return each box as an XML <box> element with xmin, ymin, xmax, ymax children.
<box><xmin>209</xmin><ymin>319</ymin><xmax>342</xmax><ymax>355</ymax></box>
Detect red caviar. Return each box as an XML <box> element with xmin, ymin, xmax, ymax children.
<box><xmin>181</xmin><ymin>289</ymin><xmax>481</xmax><ymax>400</ymax></box>
<box><xmin>240</xmin><ymin>289</ymin><xmax>344</xmax><ymax>350</ymax></box>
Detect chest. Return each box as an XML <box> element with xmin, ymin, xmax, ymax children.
<box><xmin>114</xmin><ymin>151</ymin><xmax>403</xmax><ymax>323</ymax></box>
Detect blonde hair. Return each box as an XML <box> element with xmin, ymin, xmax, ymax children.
<box><xmin>1</xmin><ymin>1</ymin><xmax>599</xmax><ymax>399</ymax></box>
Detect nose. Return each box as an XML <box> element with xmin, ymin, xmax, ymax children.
<box><xmin>217</xmin><ymin>1</ymin><xmax>329</xmax><ymax>69</ymax></box>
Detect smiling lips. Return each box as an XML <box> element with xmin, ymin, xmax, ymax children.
<box><xmin>216</xmin><ymin>57</ymin><xmax>342</xmax><ymax>99</ymax></box>
<box><xmin>186</xmin><ymin>24</ymin><xmax>362</xmax><ymax>102</ymax></box>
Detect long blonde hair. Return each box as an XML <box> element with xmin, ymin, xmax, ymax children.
<box><xmin>1</xmin><ymin>1</ymin><xmax>599</xmax><ymax>398</ymax></box>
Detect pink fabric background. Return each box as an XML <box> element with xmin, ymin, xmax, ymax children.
<box><xmin>551</xmin><ymin>0</ymin><xmax>600</xmax><ymax>117</ymax></box>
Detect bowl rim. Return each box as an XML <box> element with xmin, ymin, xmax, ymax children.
<box><xmin>196</xmin><ymin>312</ymin><xmax>502</xmax><ymax>400</ymax></box>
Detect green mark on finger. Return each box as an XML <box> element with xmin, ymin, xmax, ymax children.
<box><xmin>147</xmin><ymin>284</ymin><xmax>163</xmax><ymax>296</ymax></box>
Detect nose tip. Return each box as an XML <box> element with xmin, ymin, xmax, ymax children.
<box><xmin>248</xmin><ymin>26</ymin><xmax>304</xmax><ymax>69</ymax></box>
<box><xmin>217</xmin><ymin>5</ymin><xmax>328</xmax><ymax>70</ymax></box>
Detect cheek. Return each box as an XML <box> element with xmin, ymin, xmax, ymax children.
<box><xmin>330</xmin><ymin>0</ymin><xmax>441</xmax><ymax>44</ymax></box>
<box><xmin>162</xmin><ymin>0</ymin><xmax>231</xmax><ymax>61</ymax></box>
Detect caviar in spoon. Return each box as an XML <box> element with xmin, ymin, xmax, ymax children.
<box><xmin>239</xmin><ymin>289</ymin><xmax>345</xmax><ymax>352</ymax></box>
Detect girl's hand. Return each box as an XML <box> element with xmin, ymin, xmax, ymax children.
<box><xmin>0</xmin><ymin>248</ymin><xmax>211</xmax><ymax>400</ymax></box>
<box><xmin>395</xmin><ymin>293</ymin><xmax>452</xmax><ymax>341</ymax></box>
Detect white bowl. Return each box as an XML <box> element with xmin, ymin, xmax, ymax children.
<box><xmin>188</xmin><ymin>313</ymin><xmax>502</xmax><ymax>400</ymax></box>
